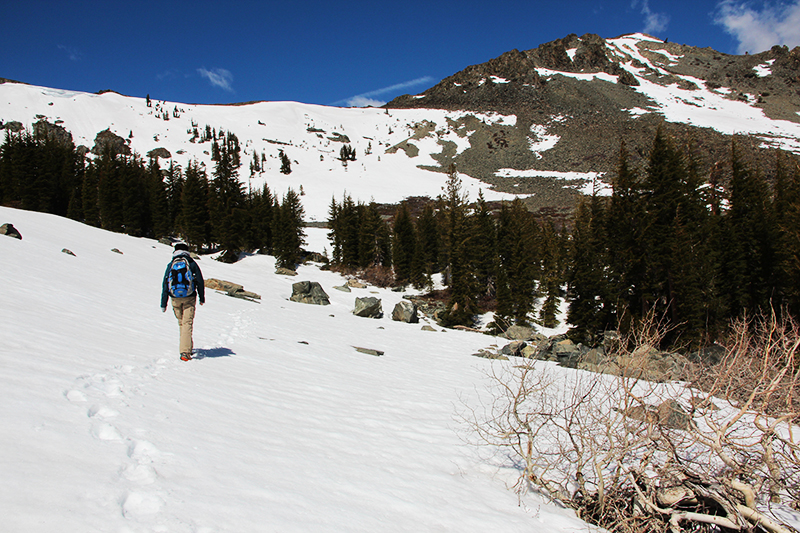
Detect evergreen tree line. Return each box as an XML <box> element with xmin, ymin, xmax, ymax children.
<box><xmin>327</xmin><ymin>165</ymin><xmax>568</xmax><ymax>330</ymax></box>
<box><xmin>0</xmin><ymin>128</ymin><xmax>306</xmax><ymax>267</ymax></box>
<box><xmin>567</xmin><ymin>128</ymin><xmax>800</xmax><ymax>348</ymax></box>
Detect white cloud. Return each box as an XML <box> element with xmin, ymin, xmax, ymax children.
<box><xmin>57</xmin><ymin>44</ymin><xmax>82</xmax><ymax>62</ymax></box>
<box><xmin>345</xmin><ymin>96</ymin><xmax>386</xmax><ymax>108</ymax></box>
<box><xmin>632</xmin><ymin>0</ymin><xmax>671</xmax><ymax>34</ymax></box>
<box><xmin>198</xmin><ymin>68</ymin><xmax>234</xmax><ymax>92</ymax></box>
<box><xmin>335</xmin><ymin>76</ymin><xmax>435</xmax><ymax>107</ymax></box>
<box><xmin>715</xmin><ymin>0</ymin><xmax>800</xmax><ymax>54</ymax></box>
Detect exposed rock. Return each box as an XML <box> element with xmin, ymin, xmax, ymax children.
<box><xmin>275</xmin><ymin>267</ymin><xmax>298</xmax><ymax>276</ymax></box>
<box><xmin>147</xmin><ymin>147</ymin><xmax>171</xmax><ymax>160</ymax></box>
<box><xmin>62</xmin><ymin>248</ymin><xmax>76</xmax><ymax>256</ymax></box>
<box><xmin>391</xmin><ymin>300</ymin><xmax>418</xmax><ymax>323</ymax></box>
<box><xmin>333</xmin><ymin>285</ymin><xmax>351</xmax><ymax>292</ymax></box>
<box><xmin>205</xmin><ymin>278</ymin><xmax>261</xmax><ymax>301</ymax></box>
<box><xmin>346</xmin><ymin>279</ymin><xmax>367</xmax><ymax>289</ymax></box>
<box><xmin>111</xmin><ymin>248</ymin><xmax>123</xmax><ymax>254</ymax></box>
<box><xmin>501</xmin><ymin>340</ymin><xmax>528</xmax><ymax>357</ymax></box>
<box><xmin>504</xmin><ymin>325</ymin><xmax>534</xmax><ymax>340</ymax></box>
<box><xmin>353</xmin><ymin>297</ymin><xmax>382</xmax><ymax>318</ymax></box>
<box><xmin>657</xmin><ymin>399</ymin><xmax>691</xmax><ymax>430</ymax></box>
<box><xmin>33</xmin><ymin>119</ymin><xmax>74</xmax><ymax>147</ymax></box>
<box><xmin>290</xmin><ymin>281</ymin><xmax>330</xmax><ymax>305</ymax></box>
<box><xmin>619</xmin><ymin>400</ymin><xmax>691</xmax><ymax>431</ymax></box>
<box><xmin>353</xmin><ymin>346</ymin><xmax>384</xmax><ymax>356</ymax></box>
<box><xmin>473</xmin><ymin>349</ymin><xmax>509</xmax><ymax>360</ymax></box>
<box><xmin>91</xmin><ymin>129</ymin><xmax>131</xmax><ymax>156</ymax></box>
<box><xmin>0</xmin><ymin>223</ymin><xmax>22</xmax><ymax>239</ymax></box>
<box><xmin>421</xmin><ymin>325</ymin><xmax>438</xmax><ymax>332</ymax></box>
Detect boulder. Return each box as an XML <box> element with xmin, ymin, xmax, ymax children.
<box><xmin>657</xmin><ymin>400</ymin><xmax>690</xmax><ymax>430</ymax></box>
<box><xmin>91</xmin><ymin>128</ymin><xmax>131</xmax><ymax>156</ymax></box>
<box><xmin>505</xmin><ymin>325</ymin><xmax>534</xmax><ymax>340</ymax></box>
<box><xmin>111</xmin><ymin>248</ymin><xmax>123</xmax><ymax>254</ymax></box>
<box><xmin>290</xmin><ymin>281</ymin><xmax>330</xmax><ymax>305</ymax></box>
<box><xmin>391</xmin><ymin>300</ymin><xmax>418</xmax><ymax>323</ymax></box>
<box><xmin>501</xmin><ymin>341</ymin><xmax>528</xmax><ymax>357</ymax></box>
<box><xmin>346</xmin><ymin>279</ymin><xmax>367</xmax><ymax>289</ymax></box>
<box><xmin>333</xmin><ymin>285</ymin><xmax>351</xmax><ymax>292</ymax></box>
<box><xmin>275</xmin><ymin>267</ymin><xmax>298</xmax><ymax>276</ymax></box>
<box><xmin>205</xmin><ymin>278</ymin><xmax>261</xmax><ymax>301</ymax></box>
<box><xmin>147</xmin><ymin>147</ymin><xmax>171</xmax><ymax>160</ymax></box>
<box><xmin>0</xmin><ymin>223</ymin><xmax>22</xmax><ymax>240</ymax></box>
<box><xmin>62</xmin><ymin>248</ymin><xmax>76</xmax><ymax>256</ymax></box>
<box><xmin>421</xmin><ymin>325</ymin><xmax>438</xmax><ymax>332</ymax></box>
<box><xmin>353</xmin><ymin>297</ymin><xmax>382</xmax><ymax>318</ymax></box>
<box><xmin>353</xmin><ymin>346</ymin><xmax>384</xmax><ymax>356</ymax></box>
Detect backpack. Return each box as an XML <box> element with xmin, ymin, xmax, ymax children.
<box><xmin>168</xmin><ymin>256</ymin><xmax>195</xmax><ymax>298</ymax></box>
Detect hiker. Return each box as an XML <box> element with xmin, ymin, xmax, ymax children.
<box><xmin>161</xmin><ymin>242</ymin><xmax>205</xmax><ymax>361</ymax></box>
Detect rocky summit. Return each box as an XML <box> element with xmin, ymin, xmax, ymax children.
<box><xmin>388</xmin><ymin>33</ymin><xmax>800</xmax><ymax>214</ymax></box>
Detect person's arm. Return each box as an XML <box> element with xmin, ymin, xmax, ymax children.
<box><xmin>160</xmin><ymin>263</ymin><xmax>171</xmax><ymax>309</ymax></box>
<box><xmin>192</xmin><ymin>261</ymin><xmax>205</xmax><ymax>304</ymax></box>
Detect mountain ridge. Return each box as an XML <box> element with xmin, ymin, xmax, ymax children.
<box><xmin>2</xmin><ymin>32</ymin><xmax>799</xmax><ymax>219</ymax></box>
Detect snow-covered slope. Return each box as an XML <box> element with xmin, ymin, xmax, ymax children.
<box><xmin>0</xmin><ymin>206</ymin><xmax>589</xmax><ymax>532</ymax></box>
<box><xmin>0</xmin><ymin>82</ymin><xmax>521</xmax><ymax>221</ymax></box>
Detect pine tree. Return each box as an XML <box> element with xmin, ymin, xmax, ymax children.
<box><xmin>567</xmin><ymin>195</ymin><xmax>613</xmax><ymax>344</ymax></box>
<box><xmin>392</xmin><ymin>202</ymin><xmax>417</xmax><ymax>286</ymax></box>
<box><xmin>416</xmin><ymin>203</ymin><xmax>441</xmax><ymax>282</ymax></box>
<box><xmin>494</xmin><ymin>199</ymin><xmax>538</xmax><ymax>327</ymax></box>
<box><xmin>181</xmin><ymin>161</ymin><xmax>210</xmax><ymax>252</ymax></box>
<box><xmin>470</xmin><ymin>191</ymin><xmax>497</xmax><ymax>301</ymax></box>
<box><xmin>279</xmin><ymin>149</ymin><xmax>292</xmax><ymax>175</ymax></box>
<box><xmin>538</xmin><ymin>221</ymin><xmax>563</xmax><ymax>329</ymax></box>
<box><xmin>273</xmin><ymin>188</ymin><xmax>306</xmax><ymax>269</ymax></box>
<box><xmin>719</xmin><ymin>141</ymin><xmax>777</xmax><ymax>318</ymax></box>
<box><xmin>440</xmin><ymin>164</ymin><xmax>478</xmax><ymax>326</ymax></box>
<box><xmin>773</xmin><ymin>152</ymin><xmax>800</xmax><ymax>315</ymax></box>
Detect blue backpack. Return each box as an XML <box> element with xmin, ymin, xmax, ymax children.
<box><xmin>168</xmin><ymin>256</ymin><xmax>195</xmax><ymax>298</ymax></box>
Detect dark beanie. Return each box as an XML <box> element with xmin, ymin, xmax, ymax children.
<box><xmin>174</xmin><ymin>242</ymin><xmax>189</xmax><ymax>252</ymax></box>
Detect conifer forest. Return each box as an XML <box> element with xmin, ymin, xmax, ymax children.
<box><xmin>2</xmin><ymin>125</ymin><xmax>799</xmax><ymax>350</ymax></box>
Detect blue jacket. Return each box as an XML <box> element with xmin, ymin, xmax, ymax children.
<box><xmin>161</xmin><ymin>251</ymin><xmax>205</xmax><ymax>308</ymax></box>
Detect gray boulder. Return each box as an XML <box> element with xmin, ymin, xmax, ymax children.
<box><xmin>391</xmin><ymin>300</ymin><xmax>418</xmax><ymax>323</ymax></box>
<box><xmin>0</xmin><ymin>223</ymin><xmax>22</xmax><ymax>240</ymax></box>
<box><xmin>91</xmin><ymin>129</ymin><xmax>131</xmax><ymax>156</ymax></box>
<box><xmin>353</xmin><ymin>297</ymin><xmax>382</xmax><ymax>318</ymax></box>
<box><xmin>290</xmin><ymin>281</ymin><xmax>330</xmax><ymax>305</ymax></box>
<box><xmin>505</xmin><ymin>325</ymin><xmax>534</xmax><ymax>340</ymax></box>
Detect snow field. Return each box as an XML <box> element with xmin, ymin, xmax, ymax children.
<box><xmin>0</xmin><ymin>206</ymin><xmax>591</xmax><ymax>532</ymax></box>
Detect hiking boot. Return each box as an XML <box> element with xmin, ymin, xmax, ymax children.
<box><xmin>180</xmin><ymin>352</ymin><xmax>192</xmax><ymax>361</ymax></box>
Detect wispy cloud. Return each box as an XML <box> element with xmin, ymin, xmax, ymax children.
<box><xmin>335</xmin><ymin>76</ymin><xmax>435</xmax><ymax>107</ymax></box>
<box><xmin>57</xmin><ymin>44</ymin><xmax>82</xmax><ymax>62</ymax></box>
<box><xmin>198</xmin><ymin>68</ymin><xmax>234</xmax><ymax>92</ymax></box>
<box><xmin>632</xmin><ymin>0</ymin><xmax>670</xmax><ymax>34</ymax></box>
<box><xmin>715</xmin><ymin>0</ymin><xmax>800</xmax><ymax>54</ymax></box>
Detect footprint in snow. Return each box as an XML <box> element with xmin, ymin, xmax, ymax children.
<box><xmin>121</xmin><ymin>490</ymin><xmax>163</xmax><ymax>518</ymax></box>
<box><xmin>92</xmin><ymin>422</ymin><xmax>123</xmax><ymax>441</ymax></box>
<box><xmin>88</xmin><ymin>404</ymin><xmax>119</xmax><ymax>419</ymax></box>
<box><xmin>65</xmin><ymin>389</ymin><xmax>87</xmax><ymax>402</ymax></box>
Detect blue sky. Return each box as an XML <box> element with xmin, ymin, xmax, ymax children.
<box><xmin>3</xmin><ymin>0</ymin><xmax>800</xmax><ymax>107</ymax></box>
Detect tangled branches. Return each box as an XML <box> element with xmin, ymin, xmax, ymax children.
<box><xmin>472</xmin><ymin>312</ymin><xmax>800</xmax><ymax>532</ymax></box>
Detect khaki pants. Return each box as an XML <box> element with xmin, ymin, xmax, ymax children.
<box><xmin>171</xmin><ymin>295</ymin><xmax>196</xmax><ymax>354</ymax></box>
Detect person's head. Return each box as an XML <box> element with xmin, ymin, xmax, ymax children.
<box><xmin>174</xmin><ymin>242</ymin><xmax>189</xmax><ymax>252</ymax></box>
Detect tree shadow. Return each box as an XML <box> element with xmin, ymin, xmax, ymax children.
<box><xmin>193</xmin><ymin>347</ymin><xmax>235</xmax><ymax>360</ymax></box>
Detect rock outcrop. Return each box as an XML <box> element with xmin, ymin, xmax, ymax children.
<box><xmin>290</xmin><ymin>281</ymin><xmax>330</xmax><ymax>305</ymax></box>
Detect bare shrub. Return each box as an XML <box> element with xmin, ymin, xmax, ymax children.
<box><xmin>471</xmin><ymin>313</ymin><xmax>800</xmax><ymax>533</ymax></box>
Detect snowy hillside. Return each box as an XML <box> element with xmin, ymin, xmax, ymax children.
<box><xmin>0</xmin><ymin>206</ymin><xmax>592</xmax><ymax>532</ymax></box>
<box><xmin>0</xmin><ymin>82</ymin><xmax>522</xmax><ymax>222</ymax></box>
